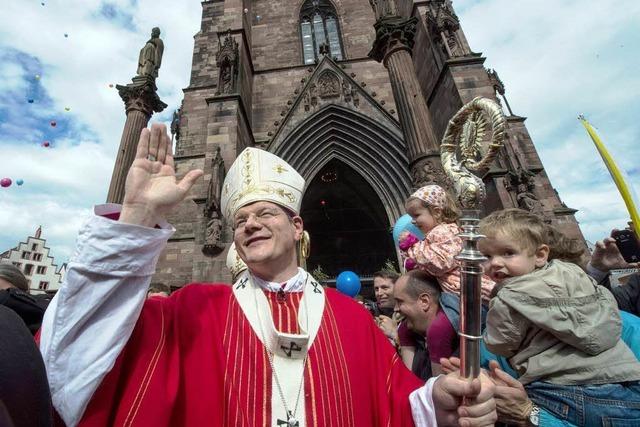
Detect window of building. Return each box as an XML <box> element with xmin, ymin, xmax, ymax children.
<box><xmin>36</xmin><ymin>266</ymin><xmax>47</xmax><ymax>275</ymax></box>
<box><xmin>21</xmin><ymin>251</ymin><xmax>31</xmax><ymax>259</ymax></box>
<box><xmin>12</xmin><ymin>262</ymin><xmax>22</xmax><ymax>268</ymax></box>
<box><xmin>300</xmin><ymin>0</ymin><xmax>344</xmax><ymax>64</ymax></box>
<box><xmin>39</xmin><ymin>281</ymin><xmax>48</xmax><ymax>290</ymax></box>
<box><xmin>32</xmin><ymin>243</ymin><xmax>38</xmax><ymax>251</ymax></box>
<box><xmin>33</xmin><ymin>253</ymin><xmax>43</xmax><ymax>261</ymax></box>
<box><xmin>24</xmin><ymin>264</ymin><xmax>34</xmax><ymax>276</ymax></box>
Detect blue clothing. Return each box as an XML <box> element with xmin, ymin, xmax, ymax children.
<box><xmin>480</xmin><ymin>311</ymin><xmax>640</xmax><ymax>426</ymax></box>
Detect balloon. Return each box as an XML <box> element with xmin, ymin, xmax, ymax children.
<box><xmin>28</xmin><ymin>99</ymin><xmax>34</xmax><ymax>103</ymax></box>
<box><xmin>64</xmin><ymin>107</ymin><xmax>71</xmax><ymax>111</ymax></box>
<box><xmin>1</xmin><ymin>178</ymin><xmax>12</xmax><ymax>188</ymax></box>
<box><xmin>392</xmin><ymin>214</ymin><xmax>425</xmax><ymax>245</ymax></box>
<box><xmin>64</xmin><ymin>33</ymin><xmax>69</xmax><ymax>38</ymax></box>
<box><xmin>336</xmin><ymin>271</ymin><xmax>361</xmax><ymax>298</ymax></box>
<box><xmin>50</xmin><ymin>120</ymin><xmax>57</xmax><ymax>127</ymax></box>
<box><xmin>35</xmin><ymin>74</ymin><xmax>40</xmax><ymax>80</ymax></box>
<box><xmin>16</xmin><ymin>179</ymin><xmax>24</xmax><ymax>186</ymax></box>
<box><xmin>109</xmin><ymin>84</ymin><xmax>114</xmax><ymax>88</ymax></box>
<box><xmin>42</xmin><ymin>141</ymin><xmax>50</xmax><ymax>147</ymax></box>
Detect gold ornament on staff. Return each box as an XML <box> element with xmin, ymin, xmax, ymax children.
<box><xmin>440</xmin><ymin>97</ymin><xmax>507</xmax><ymax>380</ymax></box>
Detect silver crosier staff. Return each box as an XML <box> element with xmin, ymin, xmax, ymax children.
<box><xmin>440</xmin><ymin>97</ymin><xmax>507</xmax><ymax>379</ymax></box>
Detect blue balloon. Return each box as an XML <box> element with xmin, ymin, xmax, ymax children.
<box><xmin>16</xmin><ymin>179</ymin><xmax>24</xmax><ymax>186</ymax></box>
<box><xmin>392</xmin><ymin>214</ymin><xmax>425</xmax><ymax>245</ymax></box>
<box><xmin>336</xmin><ymin>271</ymin><xmax>361</xmax><ymax>298</ymax></box>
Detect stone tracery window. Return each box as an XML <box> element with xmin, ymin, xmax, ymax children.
<box><xmin>300</xmin><ymin>0</ymin><xmax>344</xmax><ymax>64</ymax></box>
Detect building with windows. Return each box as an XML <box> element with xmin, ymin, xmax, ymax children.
<box><xmin>111</xmin><ymin>0</ymin><xmax>585</xmax><ymax>288</ymax></box>
<box><xmin>0</xmin><ymin>226</ymin><xmax>62</xmax><ymax>294</ymax></box>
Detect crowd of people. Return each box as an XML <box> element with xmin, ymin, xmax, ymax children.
<box><xmin>1</xmin><ymin>122</ymin><xmax>639</xmax><ymax>426</ymax></box>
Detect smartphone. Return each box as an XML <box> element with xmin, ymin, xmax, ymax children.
<box><xmin>612</xmin><ymin>229</ymin><xmax>640</xmax><ymax>263</ymax></box>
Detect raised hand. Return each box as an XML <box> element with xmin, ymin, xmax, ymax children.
<box><xmin>120</xmin><ymin>123</ymin><xmax>203</xmax><ymax>227</ymax></box>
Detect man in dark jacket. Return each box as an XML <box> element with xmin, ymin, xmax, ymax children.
<box><xmin>588</xmin><ymin>233</ymin><xmax>640</xmax><ymax>316</ymax></box>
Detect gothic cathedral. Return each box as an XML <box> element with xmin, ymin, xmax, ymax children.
<box><xmin>151</xmin><ymin>0</ymin><xmax>584</xmax><ymax>288</ymax></box>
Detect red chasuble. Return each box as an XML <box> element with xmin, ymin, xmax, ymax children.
<box><xmin>78</xmin><ymin>285</ymin><xmax>424</xmax><ymax>426</ymax></box>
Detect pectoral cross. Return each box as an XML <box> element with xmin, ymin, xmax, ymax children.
<box><xmin>281</xmin><ymin>341</ymin><xmax>302</xmax><ymax>358</ymax></box>
<box><xmin>235</xmin><ymin>277</ymin><xmax>248</xmax><ymax>289</ymax></box>
<box><xmin>277</xmin><ymin>411</ymin><xmax>299</xmax><ymax>426</ymax></box>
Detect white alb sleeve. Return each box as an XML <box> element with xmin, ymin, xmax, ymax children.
<box><xmin>39</xmin><ymin>212</ymin><xmax>173</xmax><ymax>427</ymax></box>
<box><xmin>409</xmin><ymin>376</ymin><xmax>439</xmax><ymax>426</ymax></box>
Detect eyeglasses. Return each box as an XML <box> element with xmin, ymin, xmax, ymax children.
<box><xmin>233</xmin><ymin>208</ymin><xmax>285</xmax><ymax>230</ymax></box>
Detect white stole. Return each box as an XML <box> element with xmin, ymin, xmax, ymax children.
<box><xmin>232</xmin><ymin>269</ymin><xmax>325</xmax><ymax>426</ymax></box>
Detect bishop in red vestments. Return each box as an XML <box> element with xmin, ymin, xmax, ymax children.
<box><xmin>40</xmin><ymin>124</ymin><xmax>496</xmax><ymax>427</ymax></box>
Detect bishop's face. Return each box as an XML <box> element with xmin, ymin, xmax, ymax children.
<box><xmin>233</xmin><ymin>201</ymin><xmax>303</xmax><ymax>281</ymax></box>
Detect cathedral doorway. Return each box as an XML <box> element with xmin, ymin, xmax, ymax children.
<box><xmin>300</xmin><ymin>159</ymin><xmax>397</xmax><ymax>281</ymax></box>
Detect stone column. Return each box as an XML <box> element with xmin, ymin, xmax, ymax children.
<box><xmin>369</xmin><ymin>16</ymin><xmax>448</xmax><ymax>188</ymax></box>
<box><xmin>107</xmin><ymin>76</ymin><xmax>167</xmax><ymax>203</ymax></box>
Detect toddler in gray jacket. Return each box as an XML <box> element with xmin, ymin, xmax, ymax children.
<box><xmin>478</xmin><ymin>208</ymin><xmax>640</xmax><ymax>426</ymax></box>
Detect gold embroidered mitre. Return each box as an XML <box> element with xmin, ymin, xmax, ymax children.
<box><xmin>226</xmin><ymin>242</ymin><xmax>247</xmax><ymax>281</ymax></box>
<box><xmin>221</xmin><ymin>147</ymin><xmax>305</xmax><ymax>220</ymax></box>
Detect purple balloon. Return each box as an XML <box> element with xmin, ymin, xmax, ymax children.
<box><xmin>1</xmin><ymin>178</ymin><xmax>12</xmax><ymax>188</ymax></box>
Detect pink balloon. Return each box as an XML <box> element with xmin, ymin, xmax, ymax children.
<box><xmin>42</xmin><ymin>141</ymin><xmax>51</xmax><ymax>147</ymax></box>
<box><xmin>1</xmin><ymin>178</ymin><xmax>12</xmax><ymax>188</ymax></box>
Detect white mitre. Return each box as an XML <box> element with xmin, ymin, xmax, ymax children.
<box><xmin>226</xmin><ymin>242</ymin><xmax>247</xmax><ymax>281</ymax></box>
<box><xmin>221</xmin><ymin>147</ymin><xmax>305</xmax><ymax>220</ymax></box>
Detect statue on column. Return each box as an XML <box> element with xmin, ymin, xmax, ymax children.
<box><xmin>137</xmin><ymin>27</ymin><xmax>164</xmax><ymax>79</ymax></box>
<box><xmin>203</xmin><ymin>146</ymin><xmax>226</xmax><ymax>255</ymax></box>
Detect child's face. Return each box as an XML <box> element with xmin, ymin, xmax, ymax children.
<box><xmin>478</xmin><ymin>233</ymin><xmax>549</xmax><ymax>283</ymax></box>
<box><xmin>406</xmin><ymin>199</ymin><xmax>440</xmax><ymax>234</ymax></box>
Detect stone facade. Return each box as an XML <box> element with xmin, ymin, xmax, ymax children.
<box><xmin>145</xmin><ymin>0</ymin><xmax>585</xmax><ymax>287</ymax></box>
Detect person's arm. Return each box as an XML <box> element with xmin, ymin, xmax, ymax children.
<box><xmin>405</xmin><ymin>226</ymin><xmax>462</xmax><ymax>276</ymax></box>
<box><xmin>39</xmin><ymin>215</ymin><xmax>173</xmax><ymax>426</ymax></box>
<box><xmin>483</xmin><ymin>294</ymin><xmax>529</xmax><ymax>358</ymax></box>
<box><xmin>39</xmin><ymin>124</ymin><xmax>202</xmax><ymax>427</ymax></box>
<box><xmin>611</xmin><ymin>274</ymin><xmax>640</xmax><ymax>315</ymax></box>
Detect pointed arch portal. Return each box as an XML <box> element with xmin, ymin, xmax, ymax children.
<box><xmin>301</xmin><ymin>159</ymin><xmax>397</xmax><ymax>277</ymax></box>
<box><xmin>273</xmin><ymin>104</ymin><xmax>412</xmax><ymax>279</ymax></box>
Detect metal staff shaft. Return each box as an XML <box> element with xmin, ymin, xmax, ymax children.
<box><xmin>456</xmin><ymin>210</ymin><xmax>486</xmax><ymax>379</ymax></box>
<box><xmin>440</xmin><ymin>97</ymin><xmax>507</xmax><ymax>380</ymax></box>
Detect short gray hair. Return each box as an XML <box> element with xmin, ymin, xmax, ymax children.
<box><xmin>0</xmin><ymin>263</ymin><xmax>29</xmax><ymax>292</ymax></box>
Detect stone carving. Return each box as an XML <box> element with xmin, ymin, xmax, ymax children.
<box><xmin>487</xmin><ymin>68</ymin><xmax>514</xmax><ymax>115</ymax></box>
<box><xmin>412</xmin><ymin>157</ymin><xmax>451</xmax><ymax>190</ymax></box>
<box><xmin>170</xmin><ymin>101</ymin><xmax>183</xmax><ymax>142</ymax></box>
<box><xmin>203</xmin><ymin>146</ymin><xmax>226</xmax><ymax>256</ymax></box>
<box><xmin>216</xmin><ymin>30</ymin><xmax>239</xmax><ymax>95</ymax></box>
<box><xmin>516</xmin><ymin>184</ymin><xmax>543</xmax><ymax>215</ymax></box>
<box><xmin>137</xmin><ymin>27</ymin><xmax>164</xmax><ymax>79</ymax></box>
<box><xmin>303</xmin><ymin>83</ymin><xmax>318</xmax><ymax>112</ymax></box>
<box><xmin>426</xmin><ymin>2</ymin><xmax>469</xmax><ymax>59</ymax></box>
<box><xmin>368</xmin><ymin>16</ymin><xmax>418</xmax><ymax>63</ymax></box>
<box><xmin>317</xmin><ymin>71</ymin><xmax>340</xmax><ymax>99</ymax></box>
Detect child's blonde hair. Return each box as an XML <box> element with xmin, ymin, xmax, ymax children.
<box><xmin>406</xmin><ymin>185</ymin><xmax>460</xmax><ymax>224</ymax></box>
<box><xmin>479</xmin><ymin>208</ymin><xmax>584</xmax><ymax>264</ymax></box>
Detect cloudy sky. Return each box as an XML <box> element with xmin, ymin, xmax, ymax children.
<box><xmin>0</xmin><ymin>0</ymin><xmax>638</xmax><ymax>266</ymax></box>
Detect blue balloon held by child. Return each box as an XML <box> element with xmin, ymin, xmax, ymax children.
<box><xmin>392</xmin><ymin>214</ymin><xmax>425</xmax><ymax>245</ymax></box>
<box><xmin>336</xmin><ymin>271</ymin><xmax>361</xmax><ymax>297</ymax></box>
